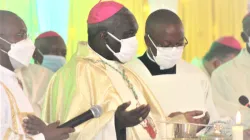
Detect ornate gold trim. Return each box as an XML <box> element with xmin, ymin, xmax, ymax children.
<box><xmin>3</xmin><ymin>128</ymin><xmax>11</xmax><ymax>139</ymax></box>
<box><xmin>0</xmin><ymin>82</ymin><xmax>20</xmax><ymax>133</ymax></box>
<box><xmin>0</xmin><ymin>82</ymin><xmax>35</xmax><ymax>139</ymax></box>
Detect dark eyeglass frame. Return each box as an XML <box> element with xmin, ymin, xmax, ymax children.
<box><xmin>0</xmin><ymin>32</ymin><xmax>28</xmax><ymax>42</ymax></box>
<box><xmin>16</xmin><ymin>32</ymin><xmax>28</xmax><ymax>39</ymax></box>
<box><xmin>157</xmin><ymin>37</ymin><xmax>189</xmax><ymax>48</ymax></box>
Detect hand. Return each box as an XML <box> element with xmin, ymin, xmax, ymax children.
<box><xmin>23</xmin><ymin>115</ymin><xmax>47</xmax><ymax>135</ymax></box>
<box><xmin>43</xmin><ymin>121</ymin><xmax>75</xmax><ymax>140</ymax></box>
<box><xmin>184</xmin><ymin>110</ymin><xmax>210</xmax><ymax>125</ymax></box>
<box><xmin>168</xmin><ymin>112</ymin><xmax>183</xmax><ymax>118</ymax></box>
<box><xmin>184</xmin><ymin>111</ymin><xmax>210</xmax><ymax>132</ymax></box>
<box><xmin>115</xmin><ymin>101</ymin><xmax>150</xmax><ymax>129</ymax></box>
<box><xmin>244</xmin><ymin>129</ymin><xmax>250</xmax><ymax>140</ymax></box>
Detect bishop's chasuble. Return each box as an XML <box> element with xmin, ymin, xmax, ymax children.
<box><xmin>211</xmin><ymin>48</ymin><xmax>250</xmax><ymax>128</ymax></box>
<box><xmin>42</xmin><ymin>43</ymin><xmax>167</xmax><ymax>140</ymax></box>
<box><xmin>0</xmin><ymin>65</ymin><xmax>45</xmax><ymax>140</ymax></box>
<box><xmin>15</xmin><ymin>64</ymin><xmax>54</xmax><ymax>117</ymax></box>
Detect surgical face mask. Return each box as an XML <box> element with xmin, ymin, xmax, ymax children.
<box><xmin>42</xmin><ymin>55</ymin><xmax>66</xmax><ymax>72</ymax></box>
<box><xmin>0</xmin><ymin>37</ymin><xmax>35</xmax><ymax>70</ymax></box>
<box><xmin>105</xmin><ymin>32</ymin><xmax>138</xmax><ymax>63</ymax></box>
<box><xmin>148</xmin><ymin>35</ymin><xmax>184</xmax><ymax>69</ymax></box>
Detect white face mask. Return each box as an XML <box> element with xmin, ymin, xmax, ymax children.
<box><xmin>0</xmin><ymin>37</ymin><xmax>35</xmax><ymax>70</ymax></box>
<box><xmin>105</xmin><ymin>32</ymin><xmax>138</xmax><ymax>63</ymax></box>
<box><xmin>148</xmin><ymin>35</ymin><xmax>184</xmax><ymax>70</ymax></box>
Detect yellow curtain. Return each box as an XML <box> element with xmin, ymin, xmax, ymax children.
<box><xmin>116</xmin><ymin>0</ymin><xmax>150</xmax><ymax>56</ymax></box>
<box><xmin>66</xmin><ymin>0</ymin><xmax>99</xmax><ymax>60</ymax></box>
<box><xmin>66</xmin><ymin>0</ymin><xmax>150</xmax><ymax>60</ymax></box>
<box><xmin>178</xmin><ymin>0</ymin><xmax>247</xmax><ymax>62</ymax></box>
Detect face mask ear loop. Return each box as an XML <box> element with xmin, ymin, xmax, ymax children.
<box><xmin>147</xmin><ymin>35</ymin><xmax>157</xmax><ymax>49</ymax></box>
<box><xmin>0</xmin><ymin>37</ymin><xmax>11</xmax><ymax>54</ymax></box>
<box><xmin>105</xmin><ymin>44</ymin><xmax>116</xmax><ymax>54</ymax></box>
<box><xmin>0</xmin><ymin>37</ymin><xmax>11</xmax><ymax>44</ymax></box>
<box><xmin>244</xmin><ymin>32</ymin><xmax>250</xmax><ymax>43</ymax></box>
<box><xmin>107</xmin><ymin>32</ymin><xmax>121</xmax><ymax>43</ymax></box>
<box><xmin>106</xmin><ymin>32</ymin><xmax>122</xmax><ymax>55</ymax></box>
<box><xmin>0</xmin><ymin>48</ymin><xmax>8</xmax><ymax>54</ymax></box>
<box><xmin>147</xmin><ymin>35</ymin><xmax>158</xmax><ymax>60</ymax></box>
<box><xmin>147</xmin><ymin>48</ymin><xmax>156</xmax><ymax>63</ymax></box>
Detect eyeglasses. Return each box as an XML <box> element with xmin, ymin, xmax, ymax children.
<box><xmin>159</xmin><ymin>37</ymin><xmax>188</xmax><ymax>47</ymax></box>
<box><xmin>16</xmin><ymin>29</ymin><xmax>28</xmax><ymax>39</ymax></box>
<box><xmin>0</xmin><ymin>30</ymin><xmax>28</xmax><ymax>41</ymax></box>
<box><xmin>16</xmin><ymin>32</ymin><xmax>28</xmax><ymax>39</ymax></box>
<box><xmin>149</xmin><ymin>35</ymin><xmax>189</xmax><ymax>48</ymax></box>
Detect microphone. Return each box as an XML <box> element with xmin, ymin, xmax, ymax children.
<box><xmin>58</xmin><ymin>105</ymin><xmax>103</xmax><ymax>128</ymax></box>
<box><xmin>239</xmin><ymin>96</ymin><xmax>250</xmax><ymax>108</ymax></box>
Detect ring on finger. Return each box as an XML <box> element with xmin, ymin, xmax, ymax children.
<box><xmin>139</xmin><ymin>117</ymin><xmax>143</xmax><ymax>122</ymax></box>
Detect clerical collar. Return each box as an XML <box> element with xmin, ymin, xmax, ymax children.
<box><xmin>139</xmin><ymin>52</ymin><xmax>176</xmax><ymax>76</ymax></box>
<box><xmin>0</xmin><ymin>65</ymin><xmax>15</xmax><ymax>77</ymax></box>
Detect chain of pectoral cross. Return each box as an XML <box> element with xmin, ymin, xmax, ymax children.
<box><xmin>85</xmin><ymin>59</ymin><xmax>139</xmax><ymax>99</ymax></box>
<box><xmin>85</xmin><ymin>58</ymin><xmax>158</xmax><ymax>139</ymax></box>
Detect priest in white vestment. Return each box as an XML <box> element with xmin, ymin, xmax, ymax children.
<box><xmin>192</xmin><ymin>36</ymin><xmax>241</xmax><ymax>79</ymax></box>
<box><xmin>0</xmin><ymin>10</ymin><xmax>73</xmax><ymax>140</ymax></box>
<box><xmin>211</xmin><ymin>13</ymin><xmax>250</xmax><ymax>129</ymax></box>
<box><xmin>126</xmin><ymin>9</ymin><xmax>219</xmax><ymax>125</ymax></box>
<box><xmin>0</xmin><ymin>65</ymin><xmax>45</xmax><ymax>139</ymax></box>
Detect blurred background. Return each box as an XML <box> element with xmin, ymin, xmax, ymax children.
<box><xmin>0</xmin><ymin>0</ymin><xmax>248</xmax><ymax>62</ymax></box>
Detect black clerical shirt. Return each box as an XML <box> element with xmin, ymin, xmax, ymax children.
<box><xmin>139</xmin><ymin>53</ymin><xmax>176</xmax><ymax>76</ymax></box>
